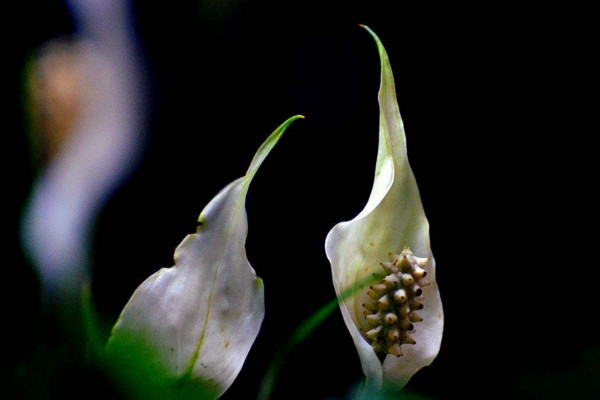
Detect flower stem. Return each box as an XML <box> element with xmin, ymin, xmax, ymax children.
<box><xmin>258</xmin><ymin>274</ymin><xmax>380</xmax><ymax>400</ymax></box>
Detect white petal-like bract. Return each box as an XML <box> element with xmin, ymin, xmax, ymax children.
<box><xmin>105</xmin><ymin>116</ymin><xmax>303</xmax><ymax>399</ymax></box>
<box><xmin>325</xmin><ymin>26</ymin><xmax>443</xmax><ymax>390</ymax></box>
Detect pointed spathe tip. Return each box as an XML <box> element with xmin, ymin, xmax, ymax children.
<box><xmin>358</xmin><ymin>24</ymin><xmax>377</xmax><ymax>38</ymax></box>
<box><xmin>358</xmin><ymin>25</ymin><xmax>387</xmax><ymax>60</ymax></box>
<box><xmin>245</xmin><ymin>115</ymin><xmax>304</xmax><ymax>182</ymax></box>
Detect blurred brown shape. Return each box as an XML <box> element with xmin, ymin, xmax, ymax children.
<box><xmin>26</xmin><ymin>39</ymin><xmax>86</xmax><ymax>165</ymax></box>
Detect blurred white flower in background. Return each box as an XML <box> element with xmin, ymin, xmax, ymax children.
<box><xmin>21</xmin><ymin>0</ymin><xmax>147</xmax><ymax>306</ymax></box>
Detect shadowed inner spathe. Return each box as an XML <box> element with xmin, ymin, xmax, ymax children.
<box><xmin>362</xmin><ymin>248</ymin><xmax>430</xmax><ymax>357</ymax></box>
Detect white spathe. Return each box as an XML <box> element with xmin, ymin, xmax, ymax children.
<box><xmin>106</xmin><ymin>116</ymin><xmax>303</xmax><ymax>399</ymax></box>
<box><xmin>325</xmin><ymin>26</ymin><xmax>443</xmax><ymax>390</ymax></box>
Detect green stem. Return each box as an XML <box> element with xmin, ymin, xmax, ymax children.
<box><xmin>257</xmin><ymin>274</ymin><xmax>380</xmax><ymax>400</ymax></box>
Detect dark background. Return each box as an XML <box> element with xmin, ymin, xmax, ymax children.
<box><xmin>5</xmin><ymin>1</ymin><xmax>596</xmax><ymax>399</ymax></box>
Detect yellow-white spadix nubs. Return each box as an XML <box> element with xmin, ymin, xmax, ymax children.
<box><xmin>105</xmin><ymin>116</ymin><xmax>303</xmax><ymax>399</ymax></box>
<box><xmin>325</xmin><ymin>26</ymin><xmax>443</xmax><ymax>391</ymax></box>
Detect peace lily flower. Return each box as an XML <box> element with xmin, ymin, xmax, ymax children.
<box><xmin>325</xmin><ymin>26</ymin><xmax>443</xmax><ymax>391</ymax></box>
<box><xmin>21</xmin><ymin>0</ymin><xmax>146</xmax><ymax>306</ymax></box>
<box><xmin>104</xmin><ymin>115</ymin><xmax>303</xmax><ymax>400</ymax></box>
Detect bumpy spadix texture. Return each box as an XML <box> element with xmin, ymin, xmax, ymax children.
<box><xmin>105</xmin><ymin>116</ymin><xmax>303</xmax><ymax>399</ymax></box>
<box><xmin>325</xmin><ymin>26</ymin><xmax>443</xmax><ymax>390</ymax></box>
<box><xmin>363</xmin><ymin>248</ymin><xmax>429</xmax><ymax>357</ymax></box>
